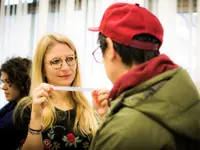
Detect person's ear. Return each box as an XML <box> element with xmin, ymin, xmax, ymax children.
<box><xmin>105</xmin><ymin>38</ymin><xmax>117</xmax><ymax>61</ymax></box>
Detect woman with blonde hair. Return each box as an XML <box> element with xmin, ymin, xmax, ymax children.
<box><xmin>13</xmin><ymin>33</ymin><xmax>109</xmax><ymax>150</ymax></box>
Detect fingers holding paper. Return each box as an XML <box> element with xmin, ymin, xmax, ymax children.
<box><xmin>32</xmin><ymin>83</ymin><xmax>54</xmax><ymax>118</ymax></box>
<box><xmin>92</xmin><ymin>89</ymin><xmax>110</xmax><ymax>119</ymax></box>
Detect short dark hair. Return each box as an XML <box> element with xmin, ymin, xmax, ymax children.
<box><xmin>98</xmin><ymin>32</ymin><xmax>160</xmax><ymax>67</ymax></box>
<box><xmin>0</xmin><ymin>57</ymin><xmax>32</xmax><ymax>97</ymax></box>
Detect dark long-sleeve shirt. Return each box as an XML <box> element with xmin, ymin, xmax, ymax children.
<box><xmin>0</xmin><ymin>102</ymin><xmax>20</xmax><ymax>150</ymax></box>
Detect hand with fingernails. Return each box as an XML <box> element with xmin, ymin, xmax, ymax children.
<box><xmin>31</xmin><ymin>83</ymin><xmax>54</xmax><ymax>119</ymax></box>
<box><xmin>92</xmin><ymin>89</ymin><xmax>110</xmax><ymax>120</ymax></box>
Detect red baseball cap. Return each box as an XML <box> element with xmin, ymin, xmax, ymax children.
<box><xmin>88</xmin><ymin>3</ymin><xmax>164</xmax><ymax>50</ymax></box>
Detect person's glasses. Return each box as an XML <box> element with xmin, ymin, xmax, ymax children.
<box><xmin>50</xmin><ymin>56</ymin><xmax>77</xmax><ymax>69</ymax></box>
<box><xmin>92</xmin><ymin>46</ymin><xmax>103</xmax><ymax>63</ymax></box>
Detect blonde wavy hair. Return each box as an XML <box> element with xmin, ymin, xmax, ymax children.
<box><xmin>14</xmin><ymin>33</ymin><xmax>98</xmax><ymax>136</ymax></box>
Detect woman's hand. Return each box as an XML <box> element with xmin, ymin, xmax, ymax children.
<box><xmin>92</xmin><ymin>89</ymin><xmax>110</xmax><ymax>120</ymax></box>
<box><xmin>31</xmin><ymin>83</ymin><xmax>53</xmax><ymax>119</ymax></box>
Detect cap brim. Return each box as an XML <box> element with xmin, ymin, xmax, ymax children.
<box><xmin>88</xmin><ymin>27</ymin><xmax>99</xmax><ymax>32</ymax></box>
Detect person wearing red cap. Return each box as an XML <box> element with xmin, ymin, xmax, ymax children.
<box><xmin>89</xmin><ymin>2</ymin><xmax>200</xmax><ymax>150</ymax></box>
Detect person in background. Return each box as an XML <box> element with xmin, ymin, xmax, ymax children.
<box><xmin>13</xmin><ymin>33</ymin><xmax>109</xmax><ymax>150</ymax></box>
<box><xmin>0</xmin><ymin>56</ymin><xmax>32</xmax><ymax>150</ymax></box>
<box><xmin>88</xmin><ymin>2</ymin><xmax>200</xmax><ymax>150</ymax></box>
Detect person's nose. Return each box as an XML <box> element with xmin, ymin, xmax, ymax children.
<box><xmin>1</xmin><ymin>83</ymin><xmax>7</xmax><ymax>91</ymax></box>
<box><xmin>0</xmin><ymin>83</ymin><xmax>3</xmax><ymax>89</ymax></box>
<box><xmin>61</xmin><ymin>60</ymin><xmax>70</xmax><ymax>70</ymax></box>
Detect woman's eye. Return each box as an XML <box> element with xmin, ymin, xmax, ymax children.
<box><xmin>66</xmin><ymin>57</ymin><xmax>74</xmax><ymax>62</ymax></box>
<box><xmin>51</xmin><ymin>59</ymin><xmax>61</xmax><ymax>64</ymax></box>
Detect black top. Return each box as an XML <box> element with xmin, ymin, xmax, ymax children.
<box><xmin>15</xmin><ymin>107</ymin><xmax>92</xmax><ymax>150</ymax></box>
<box><xmin>0</xmin><ymin>102</ymin><xmax>20</xmax><ymax>150</ymax></box>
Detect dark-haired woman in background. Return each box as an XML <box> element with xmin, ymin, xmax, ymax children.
<box><xmin>0</xmin><ymin>56</ymin><xmax>32</xmax><ymax>150</ymax></box>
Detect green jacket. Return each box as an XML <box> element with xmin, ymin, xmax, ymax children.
<box><xmin>90</xmin><ymin>68</ymin><xmax>200</xmax><ymax>150</ymax></box>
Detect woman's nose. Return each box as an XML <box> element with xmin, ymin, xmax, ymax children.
<box><xmin>61</xmin><ymin>61</ymin><xmax>70</xmax><ymax>69</ymax></box>
<box><xmin>0</xmin><ymin>83</ymin><xmax>3</xmax><ymax>89</ymax></box>
<box><xmin>1</xmin><ymin>83</ymin><xmax>7</xmax><ymax>90</ymax></box>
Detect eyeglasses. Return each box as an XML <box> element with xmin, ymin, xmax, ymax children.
<box><xmin>49</xmin><ymin>56</ymin><xmax>77</xmax><ymax>69</ymax></box>
<box><xmin>92</xmin><ymin>46</ymin><xmax>103</xmax><ymax>63</ymax></box>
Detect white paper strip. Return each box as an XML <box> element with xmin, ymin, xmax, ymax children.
<box><xmin>53</xmin><ymin>86</ymin><xmax>95</xmax><ymax>92</ymax></box>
